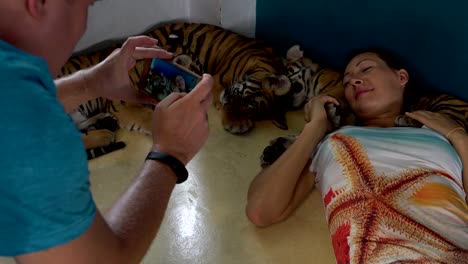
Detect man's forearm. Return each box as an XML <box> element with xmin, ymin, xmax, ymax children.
<box><xmin>105</xmin><ymin>159</ymin><xmax>178</xmax><ymax>263</ymax></box>
<box><xmin>55</xmin><ymin>70</ymin><xmax>97</xmax><ymax>113</ymax></box>
<box><xmin>15</xmin><ymin>159</ymin><xmax>179</xmax><ymax>264</ymax></box>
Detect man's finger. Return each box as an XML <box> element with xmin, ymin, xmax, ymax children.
<box><xmin>129</xmin><ymin>91</ymin><xmax>159</xmax><ymax>105</ymax></box>
<box><xmin>132</xmin><ymin>47</ymin><xmax>173</xmax><ymax>60</ymax></box>
<box><xmin>200</xmin><ymin>92</ymin><xmax>213</xmax><ymax>111</ymax></box>
<box><xmin>158</xmin><ymin>92</ymin><xmax>186</xmax><ymax>108</ymax></box>
<box><xmin>124</xmin><ymin>36</ymin><xmax>159</xmax><ymax>46</ymax></box>
<box><xmin>185</xmin><ymin>74</ymin><xmax>214</xmax><ymax>102</ymax></box>
<box><xmin>121</xmin><ymin>36</ymin><xmax>159</xmax><ymax>57</ymax></box>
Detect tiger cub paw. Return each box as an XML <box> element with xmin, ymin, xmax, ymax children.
<box><xmin>325</xmin><ymin>103</ymin><xmax>341</xmax><ymax>129</ymax></box>
<box><xmin>394</xmin><ymin>115</ymin><xmax>423</xmax><ymax>127</ymax></box>
<box><xmin>260</xmin><ymin>134</ymin><xmax>299</xmax><ymax>168</ymax></box>
<box><xmin>82</xmin><ymin>129</ymin><xmax>116</xmax><ymax>149</ymax></box>
<box><xmin>222</xmin><ymin>117</ymin><xmax>254</xmax><ymax>134</ymax></box>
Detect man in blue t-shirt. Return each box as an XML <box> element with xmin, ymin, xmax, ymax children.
<box><xmin>0</xmin><ymin>0</ymin><xmax>214</xmax><ymax>263</ymax></box>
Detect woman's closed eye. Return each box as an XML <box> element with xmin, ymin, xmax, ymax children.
<box><xmin>362</xmin><ymin>66</ymin><xmax>373</xmax><ymax>73</ymax></box>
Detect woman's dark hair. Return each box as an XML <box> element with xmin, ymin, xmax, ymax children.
<box><xmin>343</xmin><ymin>47</ymin><xmax>417</xmax><ymax>113</ymax></box>
<box><xmin>344</xmin><ymin>47</ymin><xmax>406</xmax><ymax>72</ymax></box>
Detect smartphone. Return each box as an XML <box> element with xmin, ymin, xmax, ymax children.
<box><xmin>139</xmin><ymin>58</ymin><xmax>201</xmax><ymax>101</ymax></box>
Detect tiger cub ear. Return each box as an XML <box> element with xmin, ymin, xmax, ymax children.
<box><xmin>286</xmin><ymin>45</ymin><xmax>304</xmax><ymax>61</ymax></box>
<box><xmin>264</xmin><ymin>75</ymin><xmax>291</xmax><ymax>96</ymax></box>
<box><xmin>172</xmin><ymin>54</ymin><xmax>192</xmax><ymax>68</ymax></box>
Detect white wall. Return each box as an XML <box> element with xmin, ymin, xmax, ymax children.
<box><xmin>75</xmin><ymin>0</ymin><xmax>256</xmax><ymax>52</ymax></box>
<box><xmin>76</xmin><ymin>0</ymin><xmax>190</xmax><ymax>51</ymax></box>
<box><xmin>187</xmin><ymin>0</ymin><xmax>221</xmax><ymax>26</ymax></box>
<box><xmin>221</xmin><ymin>0</ymin><xmax>256</xmax><ymax>37</ymax></box>
<box><xmin>189</xmin><ymin>0</ymin><xmax>256</xmax><ymax>37</ymax></box>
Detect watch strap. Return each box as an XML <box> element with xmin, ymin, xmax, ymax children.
<box><xmin>145</xmin><ymin>151</ymin><xmax>188</xmax><ymax>184</ymax></box>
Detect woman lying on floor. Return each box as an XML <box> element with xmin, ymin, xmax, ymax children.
<box><xmin>246</xmin><ymin>49</ymin><xmax>468</xmax><ymax>263</ymax></box>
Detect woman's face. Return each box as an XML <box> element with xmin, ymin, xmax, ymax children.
<box><xmin>343</xmin><ymin>52</ymin><xmax>409</xmax><ymax>120</ymax></box>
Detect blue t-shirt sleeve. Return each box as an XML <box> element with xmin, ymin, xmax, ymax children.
<box><xmin>0</xmin><ymin>76</ymin><xmax>96</xmax><ymax>256</ymax></box>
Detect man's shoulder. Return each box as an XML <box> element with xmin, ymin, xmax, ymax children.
<box><xmin>0</xmin><ymin>41</ymin><xmax>73</xmax><ymax>140</ymax></box>
<box><xmin>0</xmin><ymin>40</ymin><xmax>54</xmax><ymax>93</ymax></box>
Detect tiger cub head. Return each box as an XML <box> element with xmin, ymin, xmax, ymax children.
<box><xmin>284</xmin><ymin>45</ymin><xmax>321</xmax><ymax>108</ymax></box>
<box><xmin>219</xmin><ymin>73</ymin><xmax>292</xmax><ymax>133</ymax></box>
<box><xmin>176</xmin><ymin>53</ymin><xmax>293</xmax><ymax>134</ymax></box>
<box><xmin>283</xmin><ymin>45</ymin><xmax>356</xmax><ymax>129</ymax></box>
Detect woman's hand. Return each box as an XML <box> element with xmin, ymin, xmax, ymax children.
<box><xmin>405</xmin><ymin>111</ymin><xmax>466</xmax><ymax>141</ymax></box>
<box><xmin>303</xmin><ymin>95</ymin><xmax>340</xmax><ymax>135</ymax></box>
<box><xmin>83</xmin><ymin>36</ymin><xmax>173</xmax><ymax>104</ymax></box>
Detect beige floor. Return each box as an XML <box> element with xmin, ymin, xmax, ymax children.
<box><xmin>0</xmin><ymin>107</ymin><xmax>335</xmax><ymax>264</ymax></box>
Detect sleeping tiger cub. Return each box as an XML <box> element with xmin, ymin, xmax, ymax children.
<box><xmin>260</xmin><ymin>45</ymin><xmax>468</xmax><ymax>168</ymax></box>
<box><xmin>71</xmin><ymin>105</ymin><xmax>125</xmax><ymax>160</ymax></box>
<box><xmin>285</xmin><ymin>45</ymin><xmax>355</xmax><ymax>128</ymax></box>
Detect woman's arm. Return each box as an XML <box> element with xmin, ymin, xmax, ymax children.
<box><xmin>447</xmin><ymin>129</ymin><xmax>468</xmax><ymax>203</ymax></box>
<box><xmin>406</xmin><ymin>111</ymin><xmax>468</xmax><ymax>203</ymax></box>
<box><xmin>246</xmin><ymin>125</ymin><xmax>320</xmax><ymax>227</ymax></box>
<box><xmin>246</xmin><ymin>95</ymin><xmax>339</xmax><ymax>227</ymax></box>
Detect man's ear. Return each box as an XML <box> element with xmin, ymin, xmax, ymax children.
<box><xmin>26</xmin><ymin>0</ymin><xmax>47</xmax><ymax>19</ymax></box>
<box><xmin>398</xmin><ymin>69</ymin><xmax>409</xmax><ymax>87</ymax></box>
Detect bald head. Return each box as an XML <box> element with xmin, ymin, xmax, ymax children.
<box><xmin>0</xmin><ymin>0</ymin><xmax>95</xmax><ymax>76</ymax></box>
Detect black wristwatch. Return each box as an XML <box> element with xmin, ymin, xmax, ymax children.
<box><xmin>145</xmin><ymin>151</ymin><xmax>188</xmax><ymax>184</ymax></box>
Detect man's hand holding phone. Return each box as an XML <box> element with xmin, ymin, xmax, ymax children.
<box><xmin>91</xmin><ymin>38</ymin><xmax>213</xmax><ymax>165</ymax></box>
<box><xmin>151</xmin><ymin>74</ymin><xmax>214</xmax><ymax>165</ymax></box>
<box><xmin>81</xmin><ymin>36</ymin><xmax>173</xmax><ymax>105</ymax></box>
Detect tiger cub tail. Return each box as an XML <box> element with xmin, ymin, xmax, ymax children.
<box><xmin>87</xmin><ymin>141</ymin><xmax>126</xmax><ymax>160</ymax></box>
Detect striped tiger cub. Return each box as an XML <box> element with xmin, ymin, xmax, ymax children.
<box><xmin>71</xmin><ymin>108</ymin><xmax>126</xmax><ymax>160</ymax></box>
<box><xmin>260</xmin><ymin>45</ymin><xmax>468</xmax><ymax>168</ymax></box>
<box><xmin>66</xmin><ymin>96</ymin><xmax>147</xmax><ymax>160</ymax></box>
<box><xmin>285</xmin><ymin>45</ymin><xmax>355</xmax><ymax>128</ymax></box>
<box><xmin>144</xmin><ymin>23</ymin><xmax>292</xmax><ymax>134</ymax></box>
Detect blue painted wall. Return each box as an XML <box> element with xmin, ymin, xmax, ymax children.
<box><xmin>256</xmin><ymin>0</ymin><xmax>468</xmax><ymax>101</ymax></box>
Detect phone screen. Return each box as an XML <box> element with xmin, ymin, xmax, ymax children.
<box><xmin>140</xmin><ymin>58</ymin><xmax>201</xmax><ymax>101</ymax></box>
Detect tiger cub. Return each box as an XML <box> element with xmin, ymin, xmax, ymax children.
<box><xmin>260</xmin><ymin>45</ymin><xmax>468</xmax><ymax>168</ymax></box>
<box><xmin>144</xmin><ymin>23</ymin><xmax>292</xmax><ymax>134</ymax></box>
<box><xmin>285</xmin><ymin>45</ymin><xmax>355</xmax><ymax>128</ymax></box>
<box><xmin>71</xmin><ymin>108</ymin><xmax>125</xmax><ymax>160</ymax></box>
